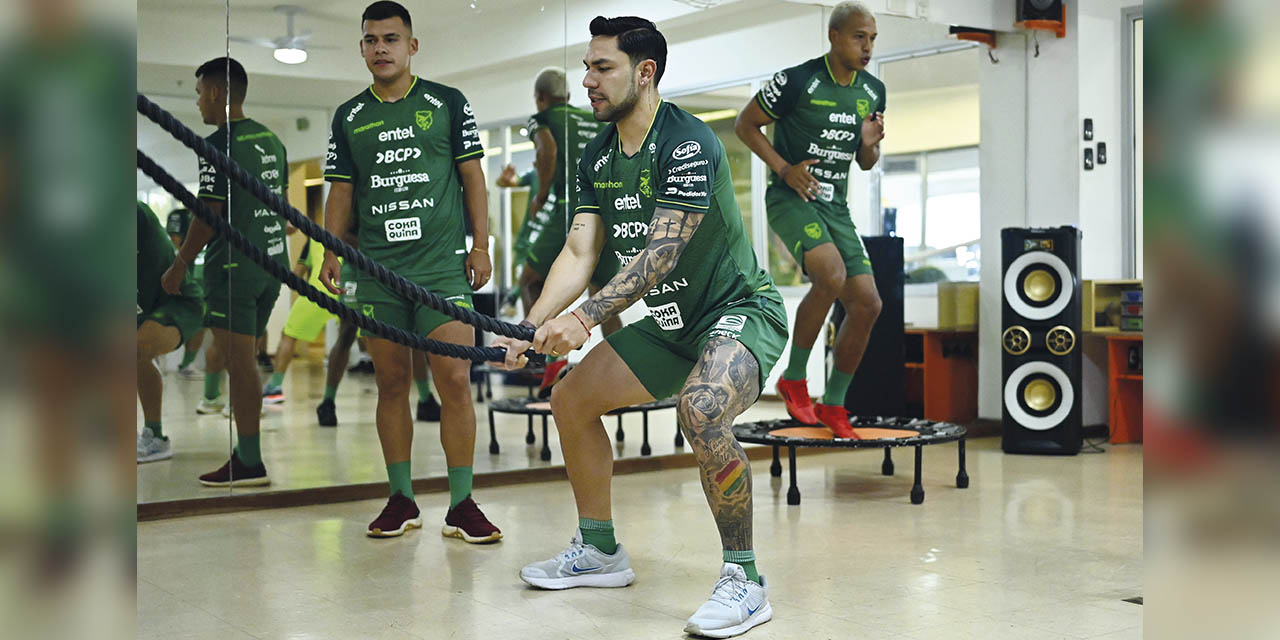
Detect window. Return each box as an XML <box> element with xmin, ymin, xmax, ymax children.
<box><xmin>883</xmin><ymin>147</ymin><xmax>980</xmax><ymax>281</ymax></box>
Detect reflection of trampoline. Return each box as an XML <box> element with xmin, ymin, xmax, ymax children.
<box><xmin>471</xmin><ymin>364</ymin><xmax>545</xmax><ymax>402</ymax></box>
<box><xmin>732</xmin><ymin>418</ymin><xmax>969</xmax><ymax>505</ymax></box>
<box><xmin>487</xmin><ymin>396</ymin><xmax>681</xmax><ymax>460</ymax></box>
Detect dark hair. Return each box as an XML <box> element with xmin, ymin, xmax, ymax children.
<box><xmin>588</xmin><ymin>16</ymin><xmax>667</xmax><ymax>87</ymax></box>
<box><xmin>194</xmin><ymin>57</ymin><xmax>248</xmax><ymax>102</ymax></box>
<box><xmin>362</xmin><ymin>1</ymin><xmax>412</xmax><ymax>31</ymax></box>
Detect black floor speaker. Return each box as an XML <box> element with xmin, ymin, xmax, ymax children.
<box><xmin>829</xmin><ymin>235</ymin><xmax>904</xmax><ymax>417</ymax></box>
<box><xmin>1001</xmin><ymin>226</ymin><xmax>1082</xmax><ymax>454</ymax></box>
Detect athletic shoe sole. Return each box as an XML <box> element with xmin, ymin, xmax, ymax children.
<box><xmin>441</xmin><ymin>525</ymin><xmax>502</xmax><ymax>544</ymax></box>
<box><xmin>195</xmin><ymin>406</ymin><xmax>224</xmax><ymax>415</ymax></box>
<box><xmin>684</xmin><ymin>603</ymin><xmax>773</xmax><ymax>638</ymax></box>
<box><xmin>137</xmin><ymin>450</ymin><xmax>173</xmax><ymax>464</ymax></box>
<box><xmin>367</xmin><ymin>517</ymin><xmax>422</xmax><ymax>538</ymax></box>
<box><xmin>519</xmin><ymin>568</ymin><xmax>636</xmax><ymax>590</ymax></box>
<box><xmin>263</xmin><ymin>395</ymin><xmax>285</xmax><ymax>405</ymax></box>
<box><xmin>199</xmin><ymin>476</ymin><xmax>270</xmax><ymax>488</ymax></box>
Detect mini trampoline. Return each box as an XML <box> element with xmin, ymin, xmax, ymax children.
<box><xmin>470</xmin><ymin>364</ymin><xmax>545</xmax><ymax>402</ymax></box>
<box><xmin>732</xmin><ymin>417</ymin><xmax>969</xmax><ymax>505</ymax></box>
<box><xmin>487</xmin><ymin>396</ymin><xmax>680</xmax><ymax>460</ymax></box>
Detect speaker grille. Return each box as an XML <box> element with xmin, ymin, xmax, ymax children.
<box><xmin>1046</xmin><ymin>325</ymin><xmax>1076</xmax><ymax>356</ymax></box>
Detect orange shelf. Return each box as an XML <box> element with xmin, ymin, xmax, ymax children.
<box><xmin>903</xmin><ymin>329</ymin><xmax>978</xmax><ymax>422</ymax></box>
<box><xmin>1107</xmin><ymin>335</ymin><xmax>1143</xmax><ymax>443</ymax></box>
<box><xmin>904</xmin><ymin>362</ymin><xmax>925</xmax><ymax>370</ymax></box>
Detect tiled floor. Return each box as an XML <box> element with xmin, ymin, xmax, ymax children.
<box><xmin>138</xmin><ymin>437</ymin><xmax>1144</xmax><ymax>639</ymax></box>
<box><xmin>138</xmin><ymin>357</ymin><xmax>792</xmax><ymax>503</ymax></box>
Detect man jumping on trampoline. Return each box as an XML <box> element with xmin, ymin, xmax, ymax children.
<box><xmin>494</xmin><ymin>16</ymin><xmax>787</xmax><ymax>638</ymax></box>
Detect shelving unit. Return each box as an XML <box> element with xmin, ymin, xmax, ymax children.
<box><xmin>904</xmin><ymin>328</ymin><xmax>978</xmax><ymax>422</ymax></box>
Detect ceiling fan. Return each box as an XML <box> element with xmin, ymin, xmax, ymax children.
<box><xmin>230</xmin><ymin>5</ymin><xmax>334</xmax><ymax>65</ymax></box>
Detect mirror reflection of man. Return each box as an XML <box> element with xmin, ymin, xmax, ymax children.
<box><xmin>318</xmin><ymin>1</ymin><xmax>500</xmax><ymax>542</ymax></box>
<box><xmin>162</xmin><ymin>56</ymin><xmax>289</xmax><ymax>487</ymax></box>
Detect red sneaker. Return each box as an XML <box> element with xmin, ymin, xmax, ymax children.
<box><xmin>814</xmin><ymin>403</ymin><xmax>858</xmax><ymax>439</ymax></box>
<box><xmin>537</xmin><ymin>359</ymin><xmax>569</xmax><ymax>399</ymax></box>
<box><xmin>442</xmin><ymin>496</ymin><xmax>503</xmax><ymax>544</ymax></box>
<box><xmin>775</xmin><ymin>378</ymin><xmax>819</xmax><ymax>424</ymax></box>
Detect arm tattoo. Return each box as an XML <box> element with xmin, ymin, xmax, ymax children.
<box><xmin>577</xmin><ymin>206</ymin><xmax>704</xmax><ymax>326</ymax></box>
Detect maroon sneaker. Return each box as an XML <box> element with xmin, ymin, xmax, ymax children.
<box><xmin>441</xmin><ymin>496</ymin><xmax>502</xmax><ymax>544</ymax></box>
<box><xmin>198</xmin><ymin>451</ymin><xmax>269</xmax><ymax>487</ymax></box>
<box><xmin>367</xmin><ymin>493</ymin><xmax>422</xmax><ymax>538</ymax></box>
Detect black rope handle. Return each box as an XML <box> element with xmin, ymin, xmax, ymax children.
<box><xmin>136</xmin><ymin>92</ymin><xmax>534</xmax><ymax>343</ymax></box>
<box><xmin>139</xmin><ymin>149</ymin><xmax>530</xmax><ymax>363</ymax></box>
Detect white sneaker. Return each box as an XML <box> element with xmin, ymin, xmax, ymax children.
<box><xmin>137</xmin><ymin>428</ymin><xmax>172</xmax><ymax>463</ymax></box>
<box><xmin>519</xmin><ymin>531</ymin><xmax>635</xmax><ymax>589</ymax></box>
<box><xmin>196</xmin><ymin>397</ymin><xmax>225</xmax><ymax>415</ymax></box>
<box><xmin>684</xmin><ymin>563</ymin><xmax>772</xmax><ymax>638</ymax></box>
<box><xmin>177</xmin><ymin>365</ymin><xmax>203</xmax><ymax>379</ymax></box>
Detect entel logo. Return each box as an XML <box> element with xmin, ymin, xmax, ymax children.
<box><xmin>612</xmin><ymin>221</ymin><xmax>649</xmax><ymax>239</ymax></box>
<box><xmin>613</xmin><ymin>193</ymin><xmax>642</xmax><ymax>210</ymax></box>
<box><xmin>594</xmin><ymin>151</ymin><xmax>612</xmax><ymax>172</ymax></box>
<box><xmin>862</xmin><ymin>83</ymin><xmax>879</xmax><ymax>101</ymax></box>
<box><xmin>379</xmin><ymin>126</ymin><xmax>415</xmax><ymax>142</ymax></box>
<box><xmin>672</xmin><ymin>141</ymin><xmax>701</xmax><ymax>161</ymax></box>
<box><xmin>347</xmin><ymin>102</ymin><xmax>365</xmax><ymax>122</ymax></box>
<box><xmin>829</xmin><ymin>112</ymin><xmax>857</xmax><ymax>124</ymax></box>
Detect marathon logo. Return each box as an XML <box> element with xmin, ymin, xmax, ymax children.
<box><xmin>594</xmin><ymin>180</ymin><xmax>623</xmax><ymax>189</ymax></box>
<box><xmin>806</xmin><ymin>142</ymin><xmax>853</xmax><ymax>162</ymax></box>
<box><xmin>384</xmin><ymin>217</ymin><xmax>422</xmax><ymax>242</ymax></box>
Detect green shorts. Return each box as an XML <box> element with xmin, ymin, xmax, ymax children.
<box><xmin>203</xmin><ymin>273</ymin><xmax>280</xmax><ymax>337</ymax></box>
<box><xmin>355</xmin><ymin>271</ymin><xmax>473</xmax><ymax>339</ymax></box>
<box><xmin>283</xmin><ymin>295</ymin><xmax>337</xmax><ymax>342</ymax></box>
<box><xmin>606</xmin><ymin>289</ymin><xmax>787</xmax><ymax>401</ymax></box>
<box><xmin>138</xmin><ymin>296</ymin><xmax>204</xmax><ymax>347</ymax></box>
<box><xmin>524</xmin><ymin>200</ymin><xmax>567</xmax><ymax>278</ymax></box>
<box><xmin>765</xmin><ymin>186</ymin><xmax>873</xmax><ymax>277</ymax></box>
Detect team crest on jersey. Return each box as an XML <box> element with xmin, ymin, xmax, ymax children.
<box><xmin>856</xmin><ymin>99</ymin><xmax>870</xmax><ymax>119</ymax></box>
<box><xmin>639</xmin><ymin>168</ymin><xmax>652</xmax><ymax>198</ymax></box>
<box><xmin>415</xmin><ymin>110</ymin><xmax>433</xmax><ymax>131</ymax></box>
<box><xmin>804</xmin><ymin>222</ymin><xmax>822</xmax><ymax>239</ymax></box>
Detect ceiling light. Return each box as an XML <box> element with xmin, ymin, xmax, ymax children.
<box><xmin>273</xmin><ymin>47</ymin><xmax>307</xmax><ymax>64</ymax></box>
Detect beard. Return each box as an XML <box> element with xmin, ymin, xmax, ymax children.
<box><xmin>596</xmin><ymin>75</ymin><xmax>640</xmax><ymax>123</ymax></box>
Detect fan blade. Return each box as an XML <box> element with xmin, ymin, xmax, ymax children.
<box><xmin>229</xmin><ymin>35</ymin><xmax>282</xmax><ymax>49</ymax></box>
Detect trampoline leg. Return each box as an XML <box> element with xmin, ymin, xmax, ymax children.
<box><xmin>770</xmin><ymin>446</ymin><xmax>782</xmax><ymax>477</ymax></box>
<box><xmin>786</xmin><ymin>446</ymin><xmax>800</xmax><ymax>506</ymax></box>
<box><xmin>540</xmin><ymin>415</ymin><xmax>551</xmax><ymax>462</ymax></box>
<box><xmin>475</xmin><ymin>375</ymin><xmax>483</xmax><ymax>402</ymax></box>
<box><xmin>641</xmin><ymin>411</ymin><xmax>651</xmax><ymax>456</ymax></box>
<box><xmin>956</xmin><ymin>438</ymin><xmax>970</xmax><ymax>489</ymax></box>
<box><xmin>487</xmin><ymin>409</ymin><xmax>499</xmax><ymax>455</ymax></box>
<box><xmin>881</xmin><ymin>447</ymin><xmax>894</xmax><ymax>476</ymax></box>
<box><xmin>615</xmin><ymin>415</ymin><xmax>625</xmax><ymax>443</ymax></box>
<box><xmin>675</xmin><ymin>428</ymin><xmax>684</xmax><ymax>448</ymax></box>
<box><xmin>485</xmin><ymin>370</ymin><xmax>493</xmax><ymax>399</ymax></box>
<box><xmin>910</xmin><ymin>445</ymin><xmax>925</xmax><ymax>505</ymax></box>
<box><xmin>525</xmin><ymin>414</ymin><xmax>535</xmax><ymax>445</ymax></box>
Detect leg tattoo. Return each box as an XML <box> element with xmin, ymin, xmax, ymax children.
<box><xmin>678</xmin><ymin>337</ymin><xmax>761</xmax><ymax>552</ymax></box>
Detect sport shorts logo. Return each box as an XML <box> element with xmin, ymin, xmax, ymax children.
<box><xmin>672</xmin><ymin>140</ymin><xmax>701</xmax><ymax>161</ymax></box>
<box><xmin>415</xmin><ymin>110</ymin><xmax>433</xmax><ymax>131</ymax></box>
<box><xmin>804</xmin><ymin>222</ymin><xmax>822</xmax><ymax>239</ymax></box>
<box><xmin>715</xmin><ymin>315</ymin><xmax>746</xmax><ymax>332</ymax></box>
<box><xmin>361</xmin><ymin>304</ymin><xmax>375</xmax><ymax>318</ymax></box>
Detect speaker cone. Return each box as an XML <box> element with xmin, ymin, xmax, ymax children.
<box><xmin>1004</xmin><ymin>361</ymin><xmax>1075</xmax><ymax>431</ymax></box>
<box><xmin>1023</xmin><ymin>378</ymin><xmax>1056</xmax><ymax>411</ymax></box>
<box><xmin>1002</xmin><ymin>326</ymin><xmax>1031</xmax><ymax>356</ymax></box>
<box><xmin>1023</xmin><ymin>269</ymin><xmax>1056</xmax><ymax>302</ymax></box>
<box><xmin>1003</xmin><ymin>250</ymin><xmax>1074</xmax><ymax>320</ymax></box>
<box><xmin>1046</xmin><ymin>325</ymin><xmax>1076</xmax><ymax>356</ymax></box>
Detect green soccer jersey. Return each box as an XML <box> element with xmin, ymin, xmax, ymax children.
<box><xmin>137</xmin><ymin>201</ymin><xmax>201</xmax><ymax>315</ymax></box>
<box><xmin>324</xmin><ymin>76</ymin><xmax>484</xmax><ymax>280</ymax></box>
<box><xmin>528</xmin><ymin>103</ymin><xmax>605</xmax><ymax>215</ymax></box>
<box><xmin>197</xmin><ymin>118</ymin><xmax>289</xmax><ymax>284</ymax></box>
<box><xmin>755</xmin><ymin>55</ymin><xmax>886</xmax><ymax>207</ymax></box>
<box><xmin>512</xmin><ymin>169</ymin><xmax>545</xmax><ymax>264</ymax></box>
<box><xmin>575</xmin><ymin>101</ymin><xmax>773</xmax><ymax>334</ymax></box>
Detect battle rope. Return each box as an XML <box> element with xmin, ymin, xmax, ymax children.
<box><xmin>137</xmin><ymin>92</ymin><xmax>534</xmax><ymax>343</ymax></box>
<box><xmin>138</xmin><ymin>149</ymin><xmax>527</xmax><ymax>363</ymax></box>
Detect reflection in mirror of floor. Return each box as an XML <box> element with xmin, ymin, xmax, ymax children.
<box><xmin>137</xmin><ymin>357</ymin><xmax>792</xmax><ymax>504</ymax></box>
<box><xmin>138</xmin><ymin>437</ymin><xmax>1144</xmax><ymax>640</ymax></box>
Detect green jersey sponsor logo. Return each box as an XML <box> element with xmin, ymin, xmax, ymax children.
<box><xmin>415</xmin><ymin>110</ymin><xmax>433</xmax><ymax>131</ymax></box>
<box><xmin>353</xmin><ymin>120</ymin><xmax>384</xmax><ymax>135</ymax></box>
<box><xmin>804</xmin><ymin>222</ymin><xmax>822</xmax><ymax>239</ymax></box>
<box><xmin>594</xmin><ymin>179</ymin><xmax>623</xmax><ymax>189</ymax></box>
<box><xmin>810</xmin><ymin>98</ymin><xmax>837</xmax><ymax>107</ymax></box>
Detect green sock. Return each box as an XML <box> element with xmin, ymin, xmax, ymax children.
<box><xmin>267</xmin><ymin>372</ymin><xmax>285</xmax><ymax>388</ymax></box>
<box><xmin>235</xmin><ymin>434</ymin><xmax>261</xmax><ymax>467</ymax></box>
<box><xmin>578</xmin><ymin>517</ymin><xmax>617</xmax><ymax>554</ymax></box>
<box><xmin>323</xmin><ymin>385</ymin><xmax>338</xmax><ymax>402</ymax></box>
<box><xmin>782</xmin><ymin>346</ymin><xmax>811</xmax><ymax>381</ymax></box>
<box><xmin>823</xmin><ymin>368</ymin><xmax>854</xmax><ymax>406</ymax></box>
<box><xmin>415</xmin><ymin>377</ymin><xmax>432</xmax><ymax>402</ymax></box>
<box><xmin>144</xmin><ymin>420</ymin><xmax>164</xmax><ymax>440</ymax></box>
<box><xmin>447</xmin><ymin>466</ymin><xmax>473</xmax><ymax>508</ymax></box>
<box><xmin>386</xmin><ymin>461</ymin><xmax>413</xmax><ymax>500</ymax></box>
<box><xmin>203</xmin><ymin>371</ymin><xmax>223</xmax><ymax>401</ymax></box>
<box><xmin>724</xmin><ymin>549</ymin><xmax>761</xmax><ymax>585</ymax></box>
<box><xmin>179</xmin><ymin>348</ymin><xmax>199</xmax><ymax>368</ymax></box>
